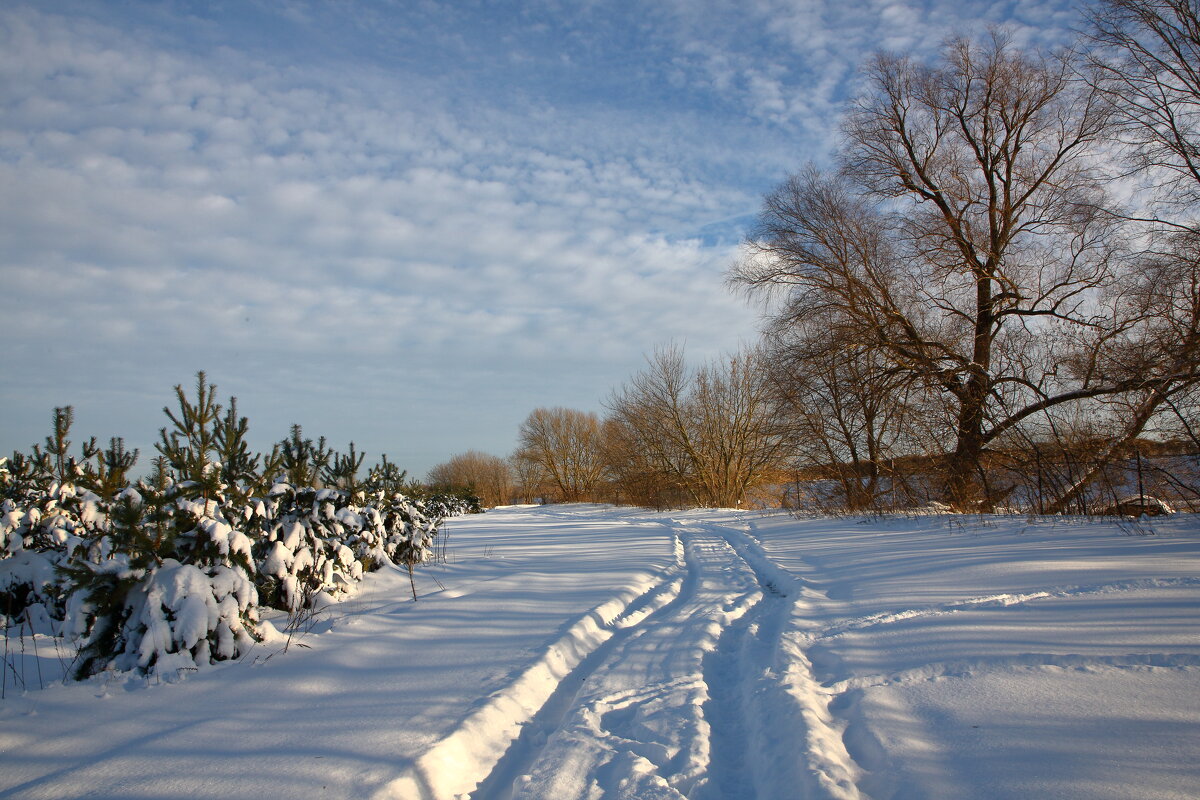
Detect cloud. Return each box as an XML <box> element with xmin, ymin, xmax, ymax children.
<box><xmin>0</xmin><ymin>4</ymin><xmax>769</xmax><ymax>469</ymax></box>
<box><xmin>0</xmin><ymin>1</ymin><xmax>1086</xmax><ymax>471</ymax></box>
<box><xmin>658</xmin><ymin>0</ymin><xmax>1081</xmax><ymax>135</ymax></box>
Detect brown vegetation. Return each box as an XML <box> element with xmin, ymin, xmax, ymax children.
<box><xmin>426</xmin><ymin>450</ymin><xmax>514</xmax><ymax>508</ymax></box>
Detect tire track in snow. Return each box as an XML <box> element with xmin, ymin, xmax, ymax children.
<box><xmin>467</xmin><ymin>549</ymin><xmax>694</xmax><ymax>800</ymax></box>
<box><xmin>710</xmin><ymin>521</ymin><xmax>866</xmax><ymax>800</ymax></box>
<box><xmin>502</xmin><ymin>524</ymin><xmax>769</xmax><ymax>800</ymax></box>
<box><xmin>691</xmin><ymin>527</ymin><xmax>791</xmax><ymax>800</ymax></box>
<box><xmin>371</xmin><ymin>534</ymin><xmax>687</xmax><ymax>800</ymax></box>
<box><xmin>378</xmin><ymin>514</ymin><xmax>874</xmax><ymax>800</ymax></box>
<box><xmin>503</xmin><ymin>517</ymin><xmax>867</xmax><ymax>800</ymax></box>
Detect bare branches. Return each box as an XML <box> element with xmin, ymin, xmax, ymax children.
<box><xmin>762</xmin><ymin>312</ymin><xmax>927</xmax><ymax>511</ymax></box>
<box><xmin>515</xmin><ymin>408</ymin><xmax>605</xmax><ymax>503</ymax></box>
<box><xmin>1086</xmin><ymin>0</ymin><xmax>1200</xmax><ymax>214</ymax></box>
<box><xmin>605</xmin><ymin>346</ymin><xmax>787</xmax><ymax>508</ymax></box>
<box><xmin>733</xmin><ymin>35</ymin><xmax>1141</xmax><ymax>509</ymax></box>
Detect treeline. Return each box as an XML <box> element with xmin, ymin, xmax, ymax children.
<box><xmin>426</xmin><ymin>345</ymin><xmax>786</xmax><ymax>510</ymax></box>
<box><xmin>433</xmin><ymin>1</ymin><xmax>1200</xmax><ymax>514</ymax></box>
<box><xmin>0</xmin><ymin>373</ymin><xmax>476</xmax><ymax>682</ymax></box>
<box><xmin>428</xmin><ymin>349</ymin><xmax>1200</xmax><ymax>514</ymax></box>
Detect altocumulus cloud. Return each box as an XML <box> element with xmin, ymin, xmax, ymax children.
<box><xmin>0</xmin><ymin>0</ymin><xmax>1081</xmax><ymax>473</ymax></box>
<box><xmin>0</xmin><ymin>6</ymin><xmax>765</xmax><ymax>469</ymax></box>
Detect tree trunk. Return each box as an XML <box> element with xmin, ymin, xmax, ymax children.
<box><xmin>946</xmin><ymin>283</ymin><xmax>994</xmax><ymax>510</ymax></box>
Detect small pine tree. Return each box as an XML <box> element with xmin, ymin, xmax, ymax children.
<box><xmin>278</xmin><ymin>425</ymin><xmax>332</xmax><ymax>488</ymax></box>
<box><xmin>63</xmin><ymin>477</ymin><xmax>261</xmax><ymax>680</ymax></box>
<box><xmin>157</xmin><ymin>372</ymin><xmax>224</xmax><ymax>503</ymax></box>
<box><xmin>79</xmin><ymin>438</ymin><xmax>140</xmax><ymax>498</ymax></box>
<box><xmin>33</xmin><ymin>407</ymin><xmax>75</xmax><ymax>482</ymax></box>
<box><xmin>324</xmin><ymin>443</ymin><xmax>365</xmax><ymax>501</ymax></box>
<box><xmin>215</xmin><ymin>398</ymin><xmax>264</xmax><ymax>506</ymax></box>
<box><xmin>2</xmin><ymin>411</ymin><xmax>114</xmax><ymax>630</ymax></box>
<box><xmin>365</xmin><ymin>454</ymin><xmax>408</xmax><ymax>497</ymax></box>
<box><xmin>61</xmin><ymin>377</ymin><xmax>264</xmax><ymax>680</ymax></box>
<box><xmin>1</xmin><ymin>452</ymin><xmax>49</xmax><ymax>503</ymax></box>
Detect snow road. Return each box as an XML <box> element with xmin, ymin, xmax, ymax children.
<box><xmin>2</xmin><ymin>506</ymin><xmax>1199</xmax><ymax>799</ymax></box>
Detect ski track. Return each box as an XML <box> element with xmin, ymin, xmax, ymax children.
<box><xmin>373</xmin><ymin>512</ymin><xmax>1199</xmax><ymax>800</ymax></box>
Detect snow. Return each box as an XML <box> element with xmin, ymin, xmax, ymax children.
<box><xmin>0</xmin><ymin>551</ymin><xmax>56</xmax><ymax>596</ymax></box>
<box><xmin>2</xmin><ymin>505</ymin><xmax>1199</xmax><ymax>799</ymax></box>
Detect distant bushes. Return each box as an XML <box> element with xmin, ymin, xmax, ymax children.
<box><xmin>0</xmin><ymin>372</ymin><xmax>476</xmax><ymax>681</ymax></box>
<box><xmin>428</xmin><ymin>348</ymin><xmax>791</xmax><ymax>511</ymax></box>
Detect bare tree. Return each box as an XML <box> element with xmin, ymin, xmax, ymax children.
<box><xmin>733</xmin><ymin>34</ymin><xmax>1150</xmax><ymax>509</ymax></box>
<box><xmin>426</xmin><ymin>450</ymin><xmax>513</xmax><ymax>508</ymax></box>
<box><xmin>763</xmin><ymin>311</ymin><xmax>927</xmax><ymax>510</ymax></box>
<box><xmin>600</xmin><ymin>416</ymin><xmax>687</xmax><ymax>509</ymax></box>
<box><xmin>515</xmin><ymin>408</ymin><xmax>606</xmax><ymax>503</ymax></box>
<box><xmin>1086</xmin><ymin>0</ymin><xmax>1200</xmax><ymax>220</ymax></box>
<box><xmin>606</xmin><ymin>346</ymin><xmax>787</xmax><ymax>508</ymax></box>
<box><xmin>507</xmin><ymin>452</ymin><xmax>549</xmax><ymax>505</ymax></box>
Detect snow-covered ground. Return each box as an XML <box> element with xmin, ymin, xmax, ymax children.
<box><xmin>2</xmin><ymin>505</ymin><xmax>1198</xmax><ymax>799</ymax></box>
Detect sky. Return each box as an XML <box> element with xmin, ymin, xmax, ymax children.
<box><xmin>0</xmin><ymin>0</ymin><xmax>1084</xmax><ymax>478</ymax></box>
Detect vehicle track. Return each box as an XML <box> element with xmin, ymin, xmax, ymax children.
<box><xmin>499</xmin><ymin>523</ymin><xmax>752</xmax><ymax>800</ymax></box>
<box><xmin>468</xmin><ymin>560</ymin><xmax>693</xmax><ymax>800</ymax></box>
<box><xmin>493</xmin><ymin>518</ymin><xmax>849</xmax><ymax>800</ymax></box>
<box><xmin>382</xmin><ymin>514</ymin><xmax>872</xmax><ymax>800</ymax></box>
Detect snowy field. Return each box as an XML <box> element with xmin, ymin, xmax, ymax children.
<box><xmin>1</xmin><ymin>505</ymin><xmax>1198</xmax><ymax>800</ymax></box>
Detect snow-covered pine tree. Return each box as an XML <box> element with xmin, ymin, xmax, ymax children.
<box><xmin>1</xmin><ymin>461</ymin><xmax>107</xmax><ymax>632</ymax></box>
<box><xmin>423</xmin><ymin>489</ymin><xmax>483</xmax><ymax>517</ymax></box>
<box><xmin>253</xmin><ymin>483</ymin><xmax>363</xmax><ymax>611</ymax></box>
<box><xmin>63</xmin><ymin>376</ymin><xmax>262</xmax><ymax>679</ymax></box>
<box><xmin>62</xmin><ymin>475</ymin><xmax>259</xmax><ymax>679</ymax></box>
<box><xmin>324</xmin><ymin>442</ymin><xmax>365</xmax><ymax>501</ymax></box>
<box><xmin>79</xmin><ymin>438</ymin><xmax>140</xmax><ymax>499</ymax></box>
<box><xmin>278</xmin><ymin>425</ymin><xmax>332</xmax><ymax>489</ymax></box>
<box><xmin>1</xmin><ymin>410</ymin><xmax>112</xmax><ymax>632</ymax></box>
<box><xmin>394</xmin><ymin>496</ymin><xmax>439</xmax><ymax>601</ymax></box>
<box><xmin>362</xmin><ymin>486</ymin><xmax>442</xmax><ymax>600</ymax></box>
<box><xmin>365</xmin><ymin>454</ymin><xmax>408</xmax><ymax>497</ymax></box>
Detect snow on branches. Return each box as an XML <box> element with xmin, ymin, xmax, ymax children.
<box><xmin>1</xmin><ymin>376</ymin><xmax>466</xmax><ymax>682</ymax></box>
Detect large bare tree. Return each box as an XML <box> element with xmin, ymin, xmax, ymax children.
<box><xmin>734</xmin><ymin>34</ymin><xmax>1146</xmax><ymax>509</ymax></box>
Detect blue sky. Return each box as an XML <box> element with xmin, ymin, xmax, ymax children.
<box><xmin>0</xmin><ymin>0</ymin><xmax>1082</xmax><ymax>477</ymax></box>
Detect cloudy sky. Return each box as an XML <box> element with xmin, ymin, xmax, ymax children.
<box><xmin>0</xmin><ymin>0</ymin><xmax>1082</xmax><ymax>477</ymax></box>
